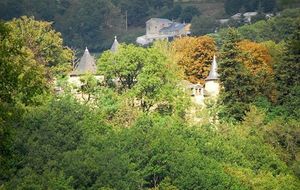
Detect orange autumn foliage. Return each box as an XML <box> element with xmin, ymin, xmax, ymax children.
<box><xmin>238</xmin><ymin>40</ymin><xmax>273</xmax><ymax>75</ymax></box>
<box><xmin>172</xmin><ymin>36</ymin><xmax>216</xmax><ymax>84</ymax></box>
<box><xmin>238</xmin><ymin>40</ymin><xmax>277</xmax><ymax>102</ymax></box>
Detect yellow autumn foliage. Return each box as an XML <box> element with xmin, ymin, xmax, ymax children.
<box><xmin>238</xmin><ymin>40</ymin><xmax>273</xmax><ymax>75</ymax></box>
<box><xmin>238</xmin><ymin>40</ymin><xmax>277</xmax><ymax>102</ymax></box>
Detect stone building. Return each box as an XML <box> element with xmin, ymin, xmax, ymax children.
<box><xmin>136</xmin><ymin>18</ymin><xmax>190</xmax><ymax>45</ymax></box>
<box><xmin>146</xmin><ymin>18</ymin><xmax>173</xmax><ymax>36</ymax></box>
<box><xmin>204</xmin><ymin>55</ymin><xmax>220</xmax><ymax>97</ymax></box>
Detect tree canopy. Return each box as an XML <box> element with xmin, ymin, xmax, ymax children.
<box><xmin>1</xmin><ymin>5</ymin><xmax>300</xmax><ymax>190</ymax></box>
<box><xmin>172</xmin><ymin>36</ymin><xmax>216</xmax><ymax>84</ymax></box>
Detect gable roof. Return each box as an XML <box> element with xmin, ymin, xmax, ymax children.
<box><xmin>159</xmin><ymin>22</ymin><xmax>186</xmax><ymax>33</ymax></box>
<box><xmin>70</xmin><ymin>47</ymin><xmax>97</xmax><ymax>76</ymax></box>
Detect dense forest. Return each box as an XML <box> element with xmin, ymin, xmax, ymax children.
<box><xmin>1</xmin><ymin>0</ymin><xmax>300</xmax><ymax>51</ymax></box>
<box><xmin>1</xmin><ymin>0</ymin><xmax>300</xmax><ymax>189</ymax></box>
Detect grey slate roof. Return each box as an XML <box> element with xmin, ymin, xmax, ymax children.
<box><xmin>159</xmin><ymin>22</ymin><xmax>185</xmax><ymax>33</ymax></box>
<box><xmin>70</xmin><ymin>47</ymin><xmax>97</xmax><ymax>76</ymax></box>
<box><xmin>110</xmin><ymin>36</ymin><xmax>119</xmax><ymax>53</ymax></box>
<box><xmin>205</xmin><ymin>55</ymin><xmax>219</xmax><ymax>81</ymax></box>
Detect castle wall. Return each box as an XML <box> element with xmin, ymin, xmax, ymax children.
<box><xmin>205</xmin><ymin>80</ymin><xmax>220</xmax><ymax>97</ymax></box>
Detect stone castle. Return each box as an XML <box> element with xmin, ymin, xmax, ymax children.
<box><xmin>66</xmin><ymin>20</ymin><xmax>220</xmax><ymax>105</ymax></box>
<box><xmin>67</xmin><ymin>44</ymin><xmax>220</xmax><ymax>105</ymax></box>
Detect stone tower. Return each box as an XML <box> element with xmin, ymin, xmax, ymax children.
<box><xmin>204</xmin><ymin>55</ymin><xmax>220</xmax><ymax>97</ymax></box>
<box><xmin>70</xmin><ymin>47</ymin><xmax>97</xmax><ymax>76</ymax></box>
<box><xmin>110</xmin><ymin>36</ymin><xmax>119</xmax><ymax>53</ymax></box>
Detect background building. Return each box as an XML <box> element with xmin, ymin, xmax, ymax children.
<box><xmin>136</xmin><ymin>18</ymin><xmax>190</xmax><ymax>45</ymax></box>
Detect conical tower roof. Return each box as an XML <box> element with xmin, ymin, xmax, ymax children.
<box><xmin>110</xmin><ymin>36</ymin><xmax>119</xmax><ymax>53</ymax></box>
<box><xmin>205</xmin><ymin>55</ymin><xmax>219</xmax><ymax>81</ymax></box>
<box><xmin>70</xmin><ymin>47</ymin><xmax>97</xmax><ymax>76</ymax></box>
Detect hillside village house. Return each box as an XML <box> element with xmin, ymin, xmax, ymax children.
<box><xmin>219</xmin><ymin>12</ymin><xmax>260</xmax><ymax>25</ymax></box>
<box><xmin>136</xmin><ymin>18</ymin><xmax>191</xmax><ymax>45</ymax></box>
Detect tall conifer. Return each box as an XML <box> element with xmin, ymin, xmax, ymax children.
<box><xmin>275</xmin><ymin>21</ymin><xmax>300</xmax><ymax>117</ymax></box>
<box><xmin>219</xmin><ymin>28</ymin><xmax>256</xmax><ymax>121</ymax></box>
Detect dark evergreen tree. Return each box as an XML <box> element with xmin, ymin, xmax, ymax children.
<box><xmin>219</xmin><ymin>28</ymin><xmax>256</xmax><ymax>121</ymax></box>
<box><xmin>275</xmin><ymin>20</ymin><xmax>300</xmax><ymax>118</ymax></box>
<box><xmin>148</xmin><ymin>0</ymin><xmax>174</xmax><ymax>9</ymax></box>
<box><xmin>180</xmin><ymin>6</ymin><xmax>200</xmax><ymax>23</ymax></box>
<box><xmin>163</xmin><ymin>4</ymin><xmax>182</xmax><ymax>20</ymax></box>
<box><xmin>120</xmin><ymin>0</ymin><xmax>149</xmax><ymax>26</ymax></box>
<box><xmin>244</xmin><ymin>0</ymin><xmax>259</xmax><ymax>12</ymax></box>
<box><xmin>225</xmin><ymin>0</ymin><xmax>277</xmax><ymax>14</ymax></box>
<box><xmin>224</xmin><ymin>0</ymin><xmax>243</xmax><ymax>15</ymax></box>
<box><xmin>191</xmin><ymin>16</ymin><xmax>217</xmax><ymax>35</ymax></box>
<box><xmin>56</xmin><ymin>0</ymin><xmax>123</xmax><ymax>51</ymax></box>
<box><xmin>261</xmin><ymin>0</ymin><xmax>277</xmax><ymax>12</ymax></box>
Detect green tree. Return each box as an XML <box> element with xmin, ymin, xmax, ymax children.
<box><xmin>0</xmin><ymin>16</ymin><xmax>73</xmax><ymax>106</ymax></box>
<box><xmin>278</xmin><ymin>0</ymin><xmax>300</xmax><ymax>9</ymax></box>
<box><xmin>180</xmin><ymin>6</ymin><xmax>200</xmax><ymax>23</ymax></box>
<box><xmin>132</xmin><ymin>46</ymin><xmax>180</xmax><ymax>112</ymax></box>
<box><xmin>219</xmin><ymin>28</ymin><xmax>256</xmax><ymax>121</ymax></box>
<box><xmin>260</xmin><ymin>0</ymin><xmax>276</xmax><ymax>12</ymax></box>
<box><xmin>236</xmin><ymin>9</ymin><xmax>300</xmax><ymax>43</ymax></box>
<box><xmin>224</xmin><ymin>0</ymin><xmax>244</xmax><ymax>15</ymax></box>
<box><xmin>0</xmin><ymin>21</ymin><xmax>46</xmax><ymax>105</ymax></box>
<box><xmin>79</xmin><ymin>74</ymin><xmax>99</xmax><ymax>102</ymax></box>
<box><xmin>56</xmin><ymin>0</ymin><xmax>123</xmax><ymax>51</ymax></box>
<box><xmin>98</xmin><ymin>44</ymin><xmax>147</xmax><ymax>92</ymax></box>
<box><xmin>99</xmin><ymin>42</ymin><xmax>188</xmax><ymax>115</ymax></box>
<box><xmin>0</xmin><ymin>17</ymin><xmax>72</xmax><ymax>184</ymax></box>
<box><xmin>0</xmin><ymin>22</ymin><xmax>22</xmax><ymax>185</ymax></box>
<box><xmin>163</xmin><ymin>4</ymin><xmax>182</xmax><ymax>20</ymax></box>
<box><xmin>117</xmin><ymin>115</ymin><xmax>235</xmax><ymax>189</ymax></box>
<box><xmin>275</xmin><ymin>20</ymin><xmax>300</xmax><ymax>118</ymax></box>
<box><xmin>224</xmin><ymin>0</ymin><xmax>278</xmax><ymax>15</ymax></box>
<box><xmin>148</xmin><ymin>0</ymin><xmax>174</xmax><ymax>9</ymax></box>
<box><xmin>7</xmin><ymin>16</ymin><xmax>73</xmax><ymax>77</ymax></box>
<box><xmin>0</xmin><ymin>0</ymin><xmax>23</xmax><ymax>20</ymax></box>
<box><xmin>191</xmin><ymin>16</ymin><xmax>218</xmax><ymax>36</ymax></box>
<box><xmin>119</xmin><ymin>0</ymin><xmax>149</xmax><ymax>26</ymax></box>
<box><xmin>4</xmin><ymin>96</ymin><xmax>123</xmax><ymax>189</ymax></box>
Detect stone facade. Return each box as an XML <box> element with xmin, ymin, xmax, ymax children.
<box><xmin>137</xmin><ymin>18</ymin><xmax>190</xmax><ymax>45</ymax></box>
<box><xmin>146</xmin><ymin>18</ymin><xmax>173</xmax><ymax>35</ymax></box>
<box><xmin>204</xmin><ymin>80</ymin><xmax>220</xmax><ymax>97</ymax></box>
